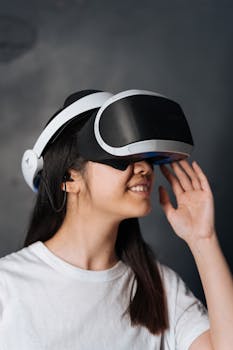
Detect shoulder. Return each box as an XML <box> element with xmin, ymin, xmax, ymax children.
<box><xmin>0</xmin><ymin>242</ymin><xmax>42</xmax><ymax>303</ymax></box>
<box><xmin>0</xmin><ymin>242</ymin><xmax>41</xmax><ymax>287</ymax></box>
<box><xmin>0</xmin><ymin>244</ymin><xmax>33</xmax><ymax>271</ymax></box>
<box><xmin>155</xmin><ymin>260</ymin><xmax>210</xmax><ymax>348</ymax></box>
<box><xmin>155</xmin><ymin>259</ymin><xmax>209</xmax><ymax>318</ymax></box>
<box><xmin>155</xmin><ymin>259</ymin><xmax>181</xmax><ymax>292</ymax></box>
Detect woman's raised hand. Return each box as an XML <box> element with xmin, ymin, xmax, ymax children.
<box><xmin>158</xmin><ymin>160</ymin><xmax>216</xmax><ymax>245</ymax></box>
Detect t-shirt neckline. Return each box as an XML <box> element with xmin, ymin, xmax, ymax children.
<box><xmin>28</xmin><ymin>240</ymin><xmax>129</xmax><ymax>282</ymax></box>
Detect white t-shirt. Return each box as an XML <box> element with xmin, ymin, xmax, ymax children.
<box><xmin>0</xmin><ymin>241</ymin><xmax>210</xmax><ymax>350</ymax></box>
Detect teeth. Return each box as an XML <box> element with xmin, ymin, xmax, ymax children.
<box><xmin>129</xmin><ymin>185</ymin><xmax>149</xmax><ymax>192</ymax></box>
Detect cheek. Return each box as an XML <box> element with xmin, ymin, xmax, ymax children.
<box><xmin>90</xmin><ymin>176</ymin><xmax>127</xmax><ymax>205</ymax></box>
<box><xmin>97</xmin><ymin>179</ymin><xmax>125</xmax><ymax>200</ymax></box>
<box><xmin>85</xmin><ymin>162</ymin><xmax>132</xmax><ymax>203</ymax></box>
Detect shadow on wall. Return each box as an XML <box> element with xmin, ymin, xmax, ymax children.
<box><xmin>0</xmin><ymin>15</ymin><xmax>37</xmax><ymax>63</ymax></box>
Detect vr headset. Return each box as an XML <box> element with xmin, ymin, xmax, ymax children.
<box><xmin>21</xmin><ymin>89</ymin><xmax>194</xmax><ymax>192</ymax></box>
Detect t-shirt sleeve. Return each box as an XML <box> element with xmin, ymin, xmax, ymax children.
<box><xmin>0</xmin><ymin>268</ymin><xmax>8</xmax><ymax>323</ymax></box>
<box><xmin>0</xmin><ymin>274</ymin><xmax>4</xmax><ymax>323</ymax></box>
<box><xmin>158</xmin><ymin>262</ymin><xmax>210</xmax><ymax>350</ymax></box>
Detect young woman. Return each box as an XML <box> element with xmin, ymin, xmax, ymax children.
<box><xmin>0</xmin><ymin>90</ymin><xmax>232</xmax><ymax>350</ymax></box>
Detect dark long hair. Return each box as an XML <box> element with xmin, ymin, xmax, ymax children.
<box><xmin>23</xmin><ymin>90</ymin><xmax>169</xmax><ymax>335</ymax></box>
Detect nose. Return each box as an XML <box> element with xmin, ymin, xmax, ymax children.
<box><xmin>133</xmin><ymin>159</ymin><xmax>154</xmax><ymax>175</ymax></box>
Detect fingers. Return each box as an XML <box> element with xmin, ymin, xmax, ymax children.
<box><xmin>171</xmin><ymin>160</ymin><xmax>202</xmax><ymax>191</ymax></box>
<box><xmin>159</xmin><ymin>163</ymin><xmax>185</xmax><ymax>196</ymax></box>
<box><xmin>159</xmin><ymin>159</ymin><xmax>208</xmax><ymax>193</ymax></box>
<box><xmin>192</xmin><ymin>161</ymin><xmax>212</xmax><ymax>192</ymax></box>
<box><xmin>170</xmin><ymin>161</ymin><xmax>194</xmax><ymax>191</ymax></box>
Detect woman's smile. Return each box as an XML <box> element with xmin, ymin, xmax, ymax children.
<box><xmin>127</xmin><ymin>184</ymin><xmax>151</xmax><ymax>196</ymax></box>
<box><xmin>127</xmin><ymin>177</ymin><xmax>153</xmax><ymax>197</ymax></box>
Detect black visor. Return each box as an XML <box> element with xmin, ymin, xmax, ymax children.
<box><xmin>99</xmin><ymin>94</ymin><xmax>193</xmax><ymax>147</ymax></box>
<box><xmin>76</xmin><ymin>90</ymin><xmax>194</xmax><ymax>170</ymax></box>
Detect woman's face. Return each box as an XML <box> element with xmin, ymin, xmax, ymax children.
<box><xmin>77</xmin><ymin>159</ymin><xmax>155</xmax><ymax>221</ymax></box>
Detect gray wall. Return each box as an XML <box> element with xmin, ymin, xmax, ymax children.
<box><xmin>0</xmin><ymin>0</ymin><xmax>233</xmax><ymax>305</ymax></box>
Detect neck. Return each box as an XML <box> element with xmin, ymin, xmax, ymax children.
<box><xmin>44</xmin><ymin>207</ymin><xmax>121</xmax><ymax>271</ymax></box>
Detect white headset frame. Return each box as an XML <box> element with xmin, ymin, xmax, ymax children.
<box><xmin>21</xmin><ymin>89</ymin><xmax>193</xmax><ymax>193</ymax></box>
<box><xmin>21</xmin><ymin>91</ymin><xmax>113</xmax><ymax>192</ymax></box>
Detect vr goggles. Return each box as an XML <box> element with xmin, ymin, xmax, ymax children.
<box><xmin>21</xmin><ymin>89</ymin><xmax>194</xmax><ymax>192</ymax></box>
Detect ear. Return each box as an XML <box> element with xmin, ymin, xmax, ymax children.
<box><xmin>61</xmin><ymin>169</ymin><xmax>82</xmax><ymax>193</ymax></box>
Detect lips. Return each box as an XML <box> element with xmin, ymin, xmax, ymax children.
<box><xmin>128</xmin><ymin>181</ymin><xmax>151</xmax><ymax>188</ymax></box>
<box><xmin>127</xmin><ymin>181</ymin><xmax>151</xmax><ymax>193</ymax></box>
